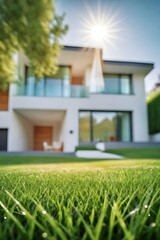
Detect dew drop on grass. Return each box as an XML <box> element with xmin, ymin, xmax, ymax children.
<box><xmin>144</xmin><ymin>205</ymin><xmax>148</xmax><ymax>209</ymax></box>
<box><xmin>129</xmin><ymin>208</ymin><xmax>139</xmax><ymax>215</ymax></box>
<box><xmin>22</xmin><ymin>211</ymin><xmax>26</xmax><ymax>216</ymax></box>
<box><xmin>42</xmin><ymin>232</ymin><xmax>48</xmax><ymax>238</ymax></box>
<box><xmin>42</xmin><ymin>210</ymin><xmax>47</xmax><ymax>215</ymax></box>
<box><xmin>4</xmin><ymin>216</ymin><xmax>7</xmax><ymax>220</ymax></box>
<box><xmin>150</xmin><ymin>223</ymin><xmax>156</xmax><ymax>228</ymax></box>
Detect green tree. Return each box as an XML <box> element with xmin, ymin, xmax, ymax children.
<box><xmin>0</xmin><ymin>0</ymin><xmax>68</xmax><ymax>90</ymax></box>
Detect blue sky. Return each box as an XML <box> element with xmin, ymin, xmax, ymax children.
<box><xmin>56</xmin><ymin>0</ymin><xmax>160</xmax><ymax>93</ymax></box>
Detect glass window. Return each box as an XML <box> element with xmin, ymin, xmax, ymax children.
<box><xmin>35</xmin><ymin>78</ymin><xmax>45</xmax><ymax>96</ymax></box>
<box><xmin>46</xmin><ymin>78</ymin><xmax>62</xmax><ymax>97</ymax></box>
<box><xmin>104</xmin><ymin>75</ymin><xmax>119</xmax><ymax>94</ymax></box>
<box><xmin>63</xmin><ymin>67</ymin><xmax>70</xmax><ymax>97</ymax></box>
<box><xmin>117</xmin><ymin>112</ymin><xmax>131</xmax><ymax>141</ymax></box>
<box><xmin>46</xmin><ymin>66</ymin><xmax>70</xmax><ymax>97</ymax></box>
<box><xmin>25</xmin><ymin>66</ymin><xmax>71</xmax><ymax>97</ymax></box>
<box><xmin>79</xmin><ymin>112</ymin><xmax>91</xmax><ymax>142</ymax></box>
<box><xmin>79</xmin><ymin>111</ymin><xmax>132</xmax><ymax>143</ymax></box>
<box><xmin>103</xmin><ymin>74</ymin><xmax>132</xmax><ymax>94</ymax></box>
<box><xmin>121</xmin><ymin>75</ymin><xmax>131</xmax><ymax>94</ymax></box>
<box><xmin>92</xmin><ymin>112</ymin><xmax>117</xmax><ymax>142</ymax></box>
<box><xmin>26</xmin><ymin>76</ymin><xmax>35</xmax><ymax>96</ymax></box>
<box><xmin>25</xmin><ymin>67</ymin><xmax>35</xmax><ymax>96</ymax></box>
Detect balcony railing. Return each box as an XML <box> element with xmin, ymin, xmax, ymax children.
<box><xmin>15</xmin><ymin>83</ymin><xmax>89</xmax><ymax>98</ymax></box>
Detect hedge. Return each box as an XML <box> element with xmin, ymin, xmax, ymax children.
<box><xmin>147</xmin><ymin>90</ymin><xmax>160</xmax><ymax>134</ymax></box>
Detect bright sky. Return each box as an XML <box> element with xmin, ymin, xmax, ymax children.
<box><xmin>56</xmin><ymin>0</ymin><xmax>160</xmax><ymax>93</ymax></box>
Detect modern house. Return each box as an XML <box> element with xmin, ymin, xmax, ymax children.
<box><xmin>0</xmin><ymin>46</ymin><xmax>154</xmax><ymax>152</ymax></box>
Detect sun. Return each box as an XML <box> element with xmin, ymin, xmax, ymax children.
<box><xmin>90</xmin><ymin>24</ymin><xmax>107</xmax><ymax>45</ymax></box>
<box><xmin>80</xmin><ymin>3</ymin><xmax>122</xmax><ymax>49</ymax></box>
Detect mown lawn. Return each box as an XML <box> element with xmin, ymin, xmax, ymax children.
<box><xmin>106</xmin><ymin>147</ymin><xmax>160</xmax><ymax>159</ymax></box>
<box><xmin>0</xmin><ymin>148</ymin><xmax>160</xmax><ymax>240</ymax></box>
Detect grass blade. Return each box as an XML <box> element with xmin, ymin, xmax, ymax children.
<box><xmin>0</xmin><ymin>201</ymin><xmax>26</xmax><ymax>234</ymax></box>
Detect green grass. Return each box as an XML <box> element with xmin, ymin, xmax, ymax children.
<box><xmin>106</xmin><ymin>147</ymin><xmax>160</xmax><ymax>159</ymax></box>
<box><xmin>75</xmin><ymin>146</ymin><xmax>97</xmax><ymax>151</ymax></box>
<box><xmin>0</xmin><ymin>147</ymin><xmax>159</xmax><ymax>166</ymax></box>
<box><xmin>0</xmin><ymin>148</ymin><xmax>160</xmax><ymax>239</ymax></box>
<box><xmin>76</xmin><ymin>146</ymin><xmax>160</xmax><ymax>159</ymax></box>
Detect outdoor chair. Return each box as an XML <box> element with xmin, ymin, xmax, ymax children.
<box><xmin>52</xmin><ymin>141</ymin><xmax>63</xmax><ymax>152</ymax></box>
<box><xmin>43</xmin><ymin>141</ymin><xmax>53</xmax><ymax>152</ymax></box>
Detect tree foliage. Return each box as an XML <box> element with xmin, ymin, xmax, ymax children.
<box><xmin>0</xmin><ymin>0</ymin><xmax>68</xmax><ymax>90</ymax></box>
<box><xmin>147</xmin><ymin>90</ymin><xmax>160</xmax><ymax>134</ymax></box>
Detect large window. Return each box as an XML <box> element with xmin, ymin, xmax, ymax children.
<box><xmin>20</xmin><ymin>66</ymin><xmax>87</xmax><ymax>98</ymax></box>
<box><xmin>79</xmin><ymin>112</ymin><xmax>91</xmax><ymax>142</ymax></box>
<box><xmin>117</xmin><ymin>112</ymin><xmax>131</xmax><ymax>141</ymax></box>
<box><xmin>92</xmin><ymin>112</ymin><xmax>117</xmax><ymax>141</ymax></box>
<box><xmin>24</xmin><ymin>66</ymin><xmax>71</xmax><ymax>97</ymax></box>
<box><xmin>103</xmin><ymin>74</ymin><xmax>132</xmax><ymax>94</ymax></box>
<box><xmin>79</xmin><ymin>111</ymin><xmax>132</xmax><ymax>143</ymax></box>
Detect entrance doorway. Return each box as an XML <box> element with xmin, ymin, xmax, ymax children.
<box><xmin>34</xmin><ymin>126</ymin><xmax>53</xmax><ymax>150</ymax></box>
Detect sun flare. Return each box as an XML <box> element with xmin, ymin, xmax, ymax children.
<box><xmin>90</xmin><ymin>24</ymin><xmax>107</xmax><ymax>43</ymax></box>
<box><xmin>80</xmin><ymin>3</ymin><xmax>122</xmax><ymax>49</ymax></box>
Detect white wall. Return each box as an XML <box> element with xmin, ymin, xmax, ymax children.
<box><xmin>61</xmin><ymin>108</ymin><xmax>79</xmax><ymax>152</ymax></box>
<box><xmin>8</xmin><ymin>111</ymin><xmax>33</xmax><ymax>151</ymax></box>
<box><xmin>150</xmin><ymin>133</ymin><xmax>160</xmax><ymax>142</ymax></box>
<box><xmin>0</xmin><ymin>113</ymin><xmax>10</xmax><ymax>128</ymax></box>
<box><xmin>52</xmin><ymin>122</ymin><xmax>61</xmax><ymax>141</ymax></box>
<box><xmin>132</xmin><ymin>74</ymin><xmax>149</xmax><ymax>141</ymax></box>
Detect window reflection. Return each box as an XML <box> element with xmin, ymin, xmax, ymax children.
<box><xmin>117</xmin><ymin>112</ymin><xmax>131</xmax><ymax>141</ymax></box>
<box><xmin>46</xmin><ymin>79</ymin><xmax>62</xmax><ymax>97</ymax></box>
<box><xmin>25</xmin><ymin>76</ymin><xmax>35</xmax><ymax>96</ymax></box>
<box><xmin>92</xmin><ymin>112</ymin><xmax>117</xmax><ymax>141</ymax></box>
<box><xmin>25</xmin><ymin>66</ymin><xmax>71</xmax><ymax>97</ymax></box>
<box><xmin>79</xmin><ymin>111</ymin><xmax>131</xmax><ymax>143</ymax></box>
<box><xmin>79</xmin><ymin>112</ymin><xmax>91</xmax><ymax>142</ymax></box>
<box><xmin>35</xmin><ymin>78</ymin><xmax>45</xmax><ymax>96</ymax></box>
<box><xmin>121</xmin><ymin>76</ymin><xmax>131</xmax><ymax>94</ymax></box>
<box><xmin>103</xmin><ymin>74</ymin><xmax>132</xmax><ymax>94</ymax></box>
<box><xmin>104</xmin><ymin>75</ymin><xmax>119</xmax><ymax>94</ymax></box>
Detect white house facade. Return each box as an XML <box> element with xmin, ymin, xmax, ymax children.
<box><xmin>0</xmin><ymin>46</ymin><xmax>153</xmax><ymax>152</ymax></box>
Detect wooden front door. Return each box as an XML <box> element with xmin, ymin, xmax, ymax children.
<box><xmin>34</xmin><ymin>126</ymin><xmax>53</xmax><ymax>150</ymax></box>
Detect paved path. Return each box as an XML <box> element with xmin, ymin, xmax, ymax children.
<box><xmin>0</xmin><ymin>151</ymin><xmax>75</xmax><ymax>156</ymax></box>
<box><xmin>76</xmin><ymin>150</ymin><xmax>124</xmax><ymax>159</ymax></box>
<box><xmin>0</xmin><ymin>150</ymin><xmax>123</xmax><ymax>159</ymax></box>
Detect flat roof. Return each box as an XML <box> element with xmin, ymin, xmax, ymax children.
<box><xmin>63</xmin><ymin>45</ymin><xmax>95</xmax><ymax>51</ymax></box>
<box><xmin>103</xmin><ymin>60</ymin><xmax>154</xmax><ymax>69</ymax></box>
<box><xmin>63</xmin><ymin>45</ymin><xmax>154</xmax><ymax>69</ymax></box>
